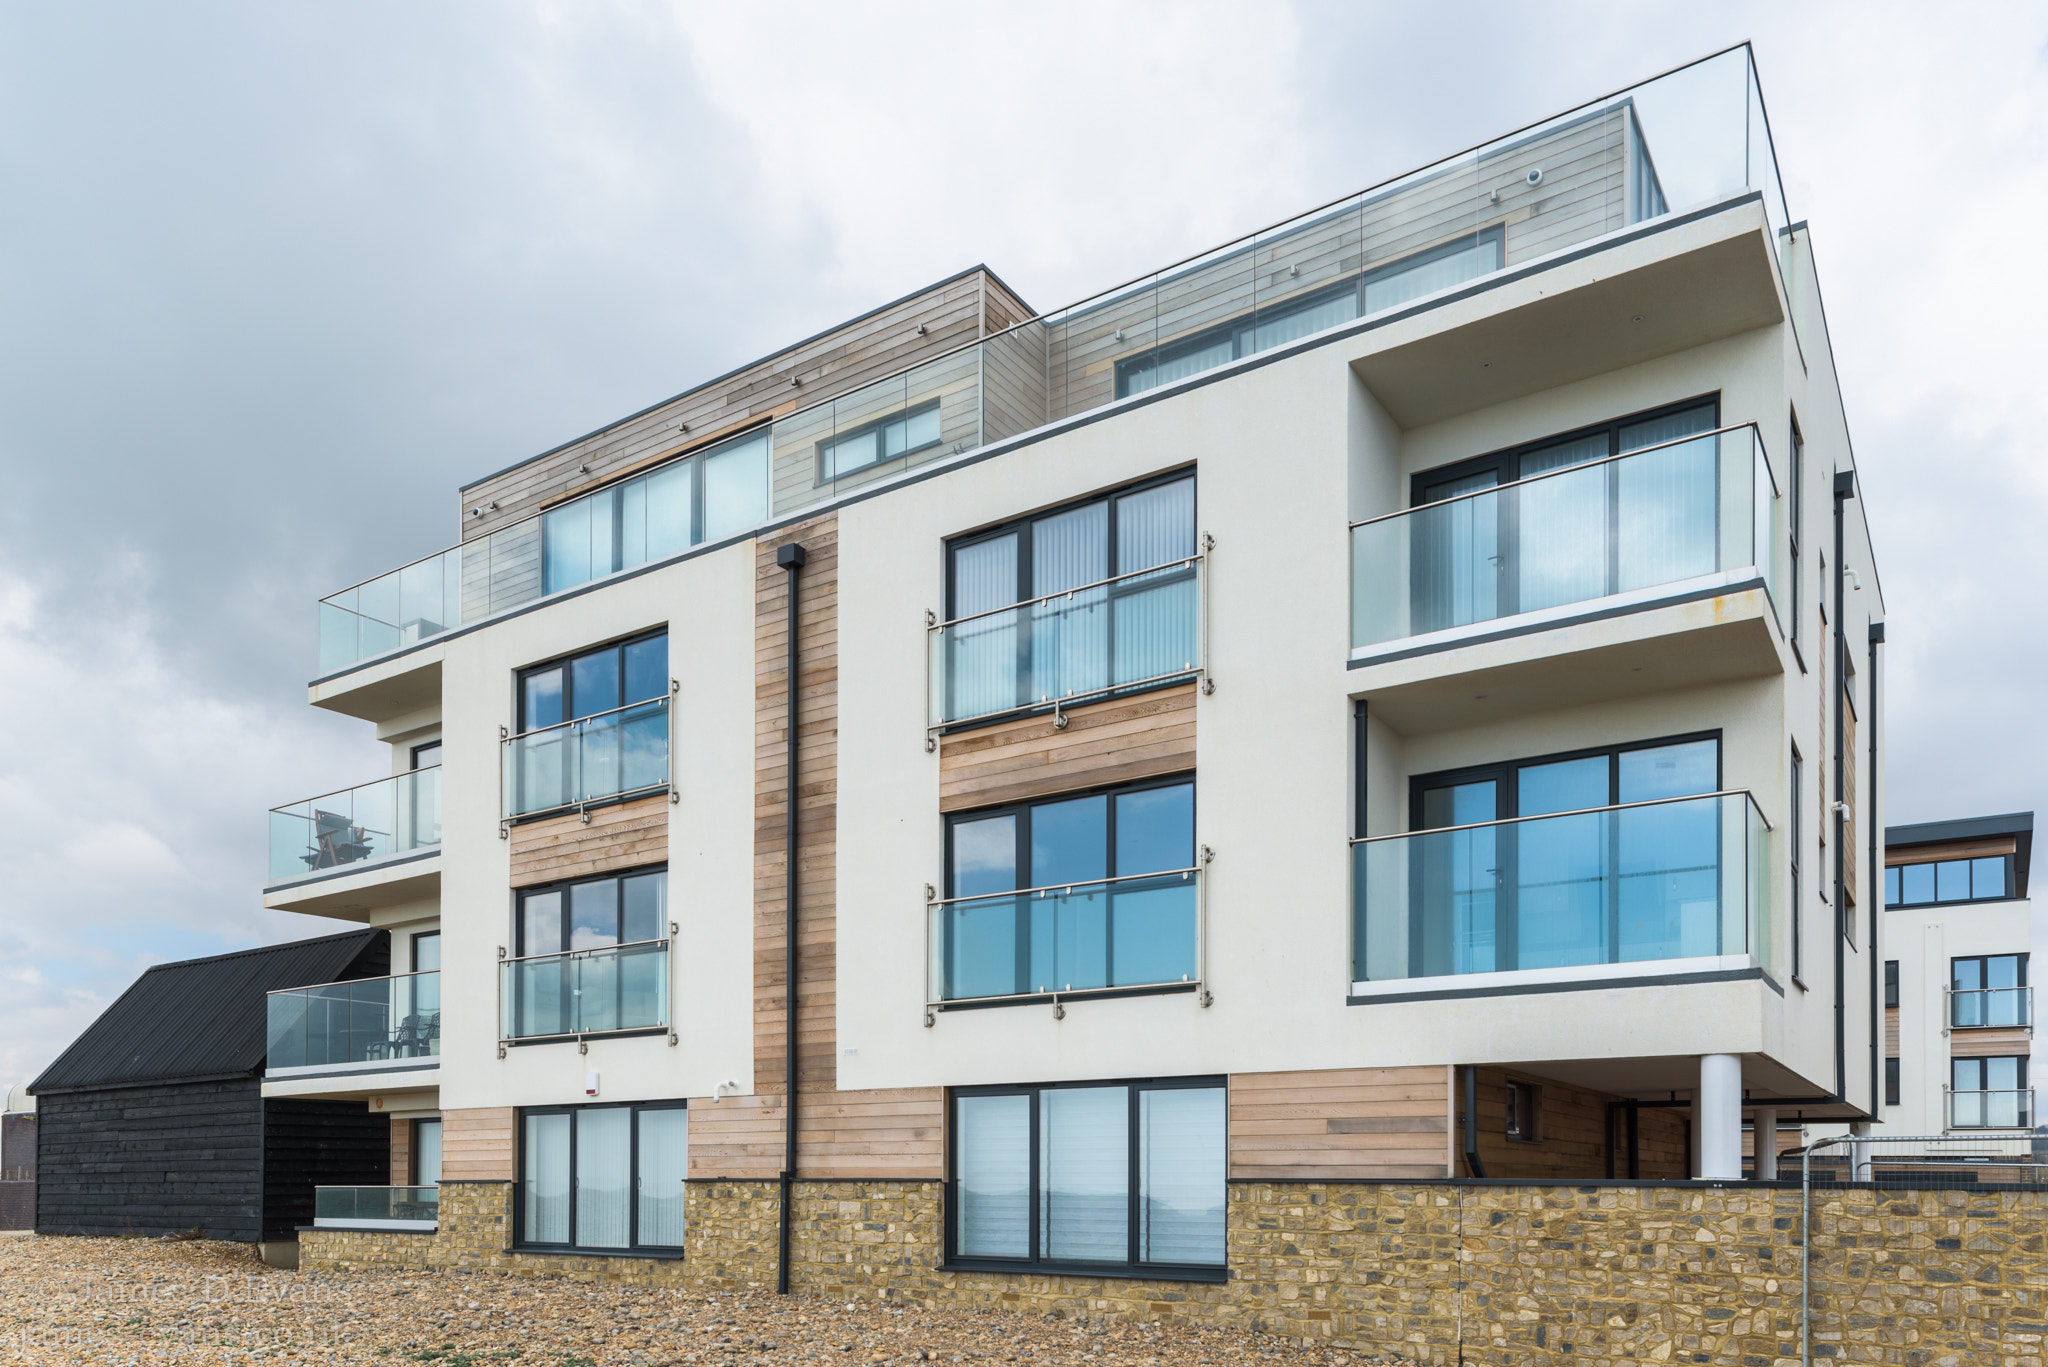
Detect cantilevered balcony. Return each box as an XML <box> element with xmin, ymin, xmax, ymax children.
<box><xmin>316</xmin><ymin>46</ymin><xmax>1790</xmax><ymax>684</ymax></box>
<box><xmin>265</xmin><ymin>768</ymin><xmax>440</xmax><ymax>917</ymax></box>
<box><xmin>265</xmin><ymin>970</ymin><xmax>440</xmax><ymax>1084</ymax></box>
<box><xmin>1350</xmin><ymin>791</ymin><xmax>1771</xmax><ymax>996</ymax></box>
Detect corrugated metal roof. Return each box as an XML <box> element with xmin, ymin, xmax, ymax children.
<box><xmin>28</xmin><ymin>929</ymin><xmax>385</xmax><ymax>1094</ymax></box>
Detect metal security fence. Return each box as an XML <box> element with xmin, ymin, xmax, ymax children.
<box><xmin>1801</xmin><ymin>1131</ymin><xmax>2048</xmax><ymax>1365</ymax></box>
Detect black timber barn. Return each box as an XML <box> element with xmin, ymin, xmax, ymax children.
<box><xmin>30</xmin><ymin>929</ymin><xmax>392</xmax><ymax>1242</ymax></box>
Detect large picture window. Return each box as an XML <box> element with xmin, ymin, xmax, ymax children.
<box><xmin>507</xmin><ymin>630</ymin><xmax>670</xmax><ymax>818</ymax></box>
<box><xmin>940</xmin><ymin>473</ymin><xmax>1196</xmax><ymax>724</ymax></box>
<box><xmin>1403</xmin><ymin>734</ymin><xmax>1723</xmax><ymax>975</ymax></box>
<box><xmin>1950</xmin><ymin>1057</ymin><xmax>2031</xmax><ymax>1130</ymax></box>
<box><xmin>542</xmin><ymin>430</ymin><xmax>769</xmax><ymax>594</ymax></box>
<box><xmin>505</xmin><ymin>867</ymin><xmax>668</xmax><ymax>1040</ymax></box>
<box><xmin>1112</xmin><ymin>230</ymin><xmax>1504</xmax><ymax>399</ymax></box>
<box><xmin>948</xmin><ymin>1079</ymin><xmax>1225</xmax><ymax>1278</ymax></box>
<box><xmin>1402</xmin><ymin>397</ymin><xmax>1721</xmax><ymax>633</ymax></box>
<box><xmin>1887</xmin><ymin>854</ymin><xmax>2013</xmax><ymax>908</ymax></box>
<box><xmin>939</xmin><ymin>778</ymin><xmax>1196</xmax><ymax>1003</ymax></box>
<box><xmin>518</xmin><ymin>1101</ymin><xmax>688</xmax><ymax>1252</ymax></box>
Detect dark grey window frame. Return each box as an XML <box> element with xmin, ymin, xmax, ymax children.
<box><xmin>1111</xmin><ymin>229</ymin><xmax>1506</xmax><ymax>400</ymax></box>
<box><xmin>943</xmin><ymin>1076</ymin><xmax>1227</xmax><ymax>1283</ymax></box>
<box><xmin>514</xmin><ymin>863</ymin><xmax>669</xmax><ymax>958</ymax></box>
<box><xmin>940</xmin><ymin>774</ymin><xmax>1197</xmax><ymax>1007</ymax></box>
<box><xmin>1886</xmin><ymin>855</ymin><xmax>2016</xmax><ymax>909</ymax></box>
<box><xmin>538</xmin><ymin>427</ymin><xmax>768</xmax><ymax>593</ymax></box>
<box><xmin>815</xmin><ymin>398</ymin><xmax>942</xmax><ymax>483</ymax></box>
<box><xmin>514</xmin><ymin>627</ymin><xmax>669</xmax><ymax>733</ymax></box>
<box><xmin>1790</xmin><ymin>744</ymin><xmax>1804</xmax><ymax>985</ymax></box>
<box><xmin>512</xmin><ymin>1099</ymin><xmax>689</xmax><ymax>1256</ymax></box>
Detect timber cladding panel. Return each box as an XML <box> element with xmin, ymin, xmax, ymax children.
<box><xmin>754</xmin><ymin>516</ymin><xmax>839</xmax><ymax>1106</ymax></box>
<box><xmin>461</xmin><ymin>270</ymin><xmax>1031</xmax><ymax>540</ymax></box>
<box><xmin>1887</xmin><ymin>835</ymin><xmax>2018</xmax><ymax>865</ymax></box>
<box><xmin>688</xmin><ymin>1090</ymin><xmax>945</xmax><ymax>1183</ymax></box>
<box><xmin>389</xmin><ymin>1116</ymin><xmax>411</xmax><ymax>1185</ymax></box>
<box><xmin>1951</xmin><ymin>1026</ymin><xmax>2032</xmax><ymax>1058</ymax></box>
<box><xmin>1461</xmin><ymin>1067</ymin><xmax>1688</xmax><ymax>1180</ymax></box>
<box><xmin>938</xmin><ymin>685</ymin><xmax>1196</xmax><ymax>814</ymax></box>
<box><xmin>1227</xmin><ymin>1066</ymin><xmax>1451</xmax><ymax>1180</ymax></box>
<box><xmin>508</xmin><ymin>794</ymin><xmax>669</xmax><ymax>888</ymax></box>
<box><xmin>440</xmin><ymin>1107</ymin><xmax>515</xmax><ymax>1182</ymax></box>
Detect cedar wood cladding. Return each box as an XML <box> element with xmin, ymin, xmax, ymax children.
<box><xmin>440</xmin><ymin>1107</ymin><xmax>515</xmax><ymax>1182</ymax></box>
<box><xmin>687</xmin><ymin>514</ymin><xmax>949</xmax><ymax>1182</ymax></box>
<box><xmin>937</xmin><ymin>685</ymin><xmax>1197</xmax><ymax>813</ymax></box>
<box><xmin>508</xmin><ymin>795</ymin><xmax>669</xmax><ymax>888</ymax></box>
<box><xmin>461</xmin><ymin>270</ymin><xmax>1032</xmax><ymax>541</ymax></box>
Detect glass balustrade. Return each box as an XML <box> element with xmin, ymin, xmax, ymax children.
<box><xmin>1351</xmin><ymin>791</ymin><xmax>1770</xmax><ymax>985</ymax></box>
<box><xmin>499</xmin><ymin>940</ymin><xmax>669</xmax><ymax>1040</ymax></box>
<box><xmin>927</xmin><ymin>869</ymin><xmax>1202</xmax><ymax>1005</ymax></box>
<box><xmin>1352</xmin><ymin>425</ymin><xmax>1780</xmax><ymax>649</ymax></box>
<box><xmin>928</xmin><ymin>558</ymin><xmax>1203</xmax><ymax>727</ymax></box>
<box><xmin>501</xmin><ymin>697</ymin><xmax>670</xmax><ymax>819</ymax></box>
<box><xmin>314</xmin><ymin>1186</ymin><xmax>440</xmax><ymax>1227</ymax></box>
<box><xmin>266</xmin><ymin>971</ymin><xmax>441</xmax><ymax>1071</ymax></box>
<box><xmin>1951</xmin><ymin>987</ymin><xmax>2033</xmax><ymax>1030</ymax></box>
<box><xmin>321</xmin><ymin>46</ymin><xmax>1790</xmax><ymax>678</ymax></box>
<box><xmin>1949</xmin><ymin>1090</ymin><xmax>2035</xmax><ymax>1131</ymax></box>
<box><xmin>268</xmin><ymin>767</ymin><xmax>440</xmax><ymax>884</ymax></box>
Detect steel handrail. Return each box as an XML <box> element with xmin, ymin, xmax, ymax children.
<box><xmin>931</xmin><ymin>556</ymin><xmax>1200</xmax><ymax>631</ymax></box>
<box><xmin>1348</xmin><ymin>422</ymin><xmax>1772</xmax><ymax>530</ymax></box>
<box><xmin>267</xmin><ymin>968</ymin><xmax>440</xmax><ymax>997</ymax></box>
<box><xmin>269</xmin><ymin>765</ymin><xmax>440</xmax><ymax>818</ymax></box>
<box><xmin>499</xmin><ymin>936</ymin><xmax>669</xmax><ymax>968</ymax></box>
<box><xmin>503</xmin><ymin>694</ymin><xmax>670</xmax><ymax>744</ymax></box>
<box><xmin>927</xmin><ymin>866</ymin><xmax>1200</xmax><ymax>909</ymax></box>
<box><xmin>1348</xmin><ymin>788</ymin><xmax>1769</xmax><ymax>843</ymax></box>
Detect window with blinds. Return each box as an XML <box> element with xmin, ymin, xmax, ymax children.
<box><xmin>947</xmin><ymin>1079</ymin><xmax>1225</xmax><ymax>1277</ymax></box>
<box><xmin>515</xmin><ymin>1101</ymin><xmax>688</xmax><ymax>1252</ymax></box>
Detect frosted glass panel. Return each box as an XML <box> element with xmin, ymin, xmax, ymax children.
<box><xmin>1139</xmin><ymin>1089</ymin><xmax>1225</xmax><ymax>1265</ymax></box>
<box><xmin>957</xmin><ymin>1095</ymin><xmax>1030</xmax><ymax>1258</ymax></box>
<box><xmin>523</xmin><ymin>1113</ymin><xmax>570</xmax><ymax>1245</ymax></box>
<box><xmin>637</xmin><ymin>1108</ymin><xmax>688</xmax><ymax>1247</ymax></box>
<box><xmin>1040</xmin><ymin>1088</ymin><xmax>1128</xmax><ymax>1263</ymax></box>
<box><xmin>575</xmin><ymin>1108</ymin><xmax>631</xmax><ymax>1249</ymax></box>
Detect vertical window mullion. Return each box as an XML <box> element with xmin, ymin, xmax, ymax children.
<box><xmin>1027</xmin><ymin>1089</ymin><xmax>1041</xmax><ymax>1265</ymax></box>
<box><xmin>1127</xmin><ymin>1085</ymin><xmax>1141</xmax><ymax>1268</ymax></box>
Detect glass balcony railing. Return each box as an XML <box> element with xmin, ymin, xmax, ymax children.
<box><xmin>927</xmin><ymin>868</ymin><xmax>1203</xmax><ymax>1007</ymax></box>
<box><xmin>1351</xmin><ymin>424</ymin><xmax>1782</xmax><ymax>650</ymax></box>
<box><xmin>1351</xmin><ymin>791</ymin><xmax>1771</xmax><ymax>985</ymax></box>
<box><xmin>501</xmin><ymin>696</ymin><xmax>670</xmax><ymax>820</ymax></box>
<box><xmin>927</xmin><ymin>556</ymin><xmax>1204</xmax><ymax>727</ymax></box>
<box><xmin>499</xmin><ymin>940</ymin><xmax>669</xmax><ymax>1041</ymax></box>
<box><xmin>1949</xmin><ymin>1090</ymin><xmax>2035</xmax><ymax>1131</ymax></box>
<box><xmin>314</xmin><ymin>1186</ymin><xmax>440</xmax><ymax>1228</ymax></box>
<box><xmin>266</xmin><ymin>971</ymin><xmax>441</xmax><ymax>1072</ymax></box>
<box><xmin>317</xmin><ymin>46</ymin><xmax>1791</xmax><ymax>678</ymax></box>
<box><xmin>1951</xmin><ymin>986</ymin><xmax>2033</xmax><ymax>1030</ymax></box>
<box><xmin>268</xmin><ymin>768</ymin><xmax>440</xmax><ymax>884</ymax></box>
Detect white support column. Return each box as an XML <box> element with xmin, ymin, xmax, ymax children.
<box><xmin>1850</xmin><ymin>1119</ymin><xmax>1874</xmax><ymax>1183</ymax></box>
<box><xmin>1753</xmin><ymin>1106</ymin><xmax>1779</xmax><ymax>1180</ymax></box>
<box><xmin>1698</xmin><ymin>1054</ymin><xmax>1744</xmax><ymax>1180</ymax></box>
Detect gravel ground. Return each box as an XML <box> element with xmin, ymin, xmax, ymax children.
<box><xmin>1</xmin><ymin>1236</ymin><xmax>1418</xmax><ymax>1366</ymax></box>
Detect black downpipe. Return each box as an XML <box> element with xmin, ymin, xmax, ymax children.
<box><xmin>1463</xmin><ymin>1066</ymin><xmax>1486</xmax><ymax>1178</ymax></box>
<box><xmin>1868</xmin><ymin>621</ymin><xmax>1885</xmax><ymax>1118</ymax></box>
<box><xmin>776</xmin><ymin>540</ymin><xmax>807</xmax><ymax>1295</ymax></box>
<box><xmin>1831</xmin><ymin>470</ymin><xmax>1855</xmax><ymax>1116</ymax></box>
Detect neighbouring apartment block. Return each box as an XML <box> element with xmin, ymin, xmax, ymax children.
<box><xmin>264</xmin><ymin>43</ymin><xmax>1893</xmax><ymax>1342</ymax></box>
<box><xmin>1880</xmin><ymin>812</ymin><xmax>2036</xmax><ymax>1138</ymax></box>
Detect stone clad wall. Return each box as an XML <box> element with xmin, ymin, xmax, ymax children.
<box><xmin>300</xmin><ymin>1178</ymin><xmax>2048</xmax><ymax>1362</ymax></box>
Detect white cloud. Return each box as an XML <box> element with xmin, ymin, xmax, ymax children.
<box><xmin>0</xmin><ymin>560</ymin><xmax>374</xmax><ymax>1086</ymax></box>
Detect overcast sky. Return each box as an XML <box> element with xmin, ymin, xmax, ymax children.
<box><xmin>3</xmin><ymin>3</ymin><xmax>2044</xmax><ymax>1089</ymax></box>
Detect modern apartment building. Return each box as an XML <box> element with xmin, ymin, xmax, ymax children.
<box><xmin>272</xmin><ymin>44</ymin><xmax>1886</xmax><ymax>1310</ymax></box>
<box><xmin>1880</xmin><ymin>813</ymin><xmax>2035</xmax><ymax>1138</ymax></box>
